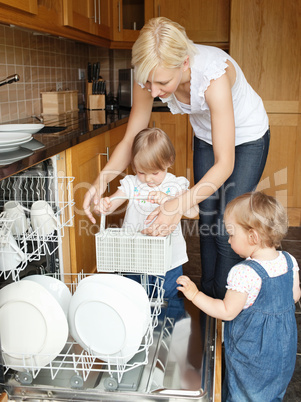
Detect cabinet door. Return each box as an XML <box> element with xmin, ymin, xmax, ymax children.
<box><xmin>149</xmin><ymin>112</ymin><xmax>188</xmax><ymax>178</ymax></box>
<box><xmin>110</xmin><ymin>0</ymin><xmax>142</xmax><ymax>42</ymax></box>
<box><xmin>148</xmin><ymin>0</ymin><xmax>230</xmax><ymax>44</ymax></box>
<box><xmin>63</xmin><ymin>0</ymin><xmax>110</xmax><ymax>39</ymax></box>
<box><xmin>0</xmin><ymin>0</ymin><xmax>37</xmax><ymax>14</ymax></box>
<box><xmin>66</xmin><ymin>133</ymin><xmax>108</xmax><ymax>274</ymax></box>
<box><xmin>230</xmin><ymin>0</ymin><xmax>301</xmax><ymax>226</ymax></box>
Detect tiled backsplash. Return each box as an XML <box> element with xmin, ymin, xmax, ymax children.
<box><xmin>0</xmin><ymin>24</ymin><xmax>131</xmax><ymax>123</ymax></box>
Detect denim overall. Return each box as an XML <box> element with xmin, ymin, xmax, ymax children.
<box><xmin>222</xmin><ymin>252</ymin><xmax>297</xmax><ymax>402</ymax></box>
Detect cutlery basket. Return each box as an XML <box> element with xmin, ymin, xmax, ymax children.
<box><xmin>95</xmin><ymin>198</ymin><xmax>172</xmax><ymax>275</ymax></box>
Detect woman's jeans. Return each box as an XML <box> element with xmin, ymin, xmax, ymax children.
<box><xmin>193</xmin><ymin>129</ymin><xmax>270</xmax><ymax>299</ymax></box>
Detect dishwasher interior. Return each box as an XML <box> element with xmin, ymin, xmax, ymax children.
<box><xmin>0</xmin><ymin>160</ymin><xmax>217</xmax><ymax>401</ymax></box>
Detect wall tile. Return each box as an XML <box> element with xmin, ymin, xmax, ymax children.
<box><xmin>0</xmin><ymin>26</ymin><xmax>131</xmax><ymax>123</ymax></box>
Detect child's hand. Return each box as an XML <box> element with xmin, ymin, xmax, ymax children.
<box><xmin>98</xmin><ymin>197</ymin><xmax>112</xmax><ymax>214</ymax></box>
<box><xmin>148</xmin><ymin>191</ymin><xmax>171</xmax><ymax>205</ymax></box>
<box><xmin>177</xmin><ymin>275</ymin><xmax>199</xmax><ymax>301</ymax></box>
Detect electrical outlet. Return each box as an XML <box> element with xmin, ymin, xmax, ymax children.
<box><xmin>78</xmin><ymin>68</ymin><xmax>86</xmax><ymax>80</ymax></box>
<box><xmin>56</xmin><ymin>82</ymin><xmax>63</xmax><ymax>91</ymax></box>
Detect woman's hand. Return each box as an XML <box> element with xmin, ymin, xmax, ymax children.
<box><xmin>147</xmin><ymin>191</ymin><xmax>171</xmax><ymax>205</ymax></box>
<box><xmin>83</xmin><ymin>178</ymin><xmax>107</xmax><ymax>224</ymax></box>
<box><xmin>142</xmin><ymin>197</ymin><xmax>182</xmax><ymax>236</ymax></box>
<box><xmin>176</xmin><ymin>275</ymin><xmax>199</xmax><ymax>301</ymax></box>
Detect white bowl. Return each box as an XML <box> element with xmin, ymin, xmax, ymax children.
<box><xmin>78</xmin><ymin>274</ymin><xmax>151</xmax><ymax>333</ymax></box>
<box><xmin>68</xmin><ymin>281</ymin><xmax>145</xmax><ymax>364</ymax></box>
<box><xmin>0</xmin><ymin>124</ymin><xmax>44</xmax><ymax>134</ymax></box>
<box><xmin>0</xmin><ymin>281</ymin><xmax>68</xmax><ymax>371</ymax></box>
<box><xmin>22</xmin><ymin>275</ymin><xmax>71</xmax><ymax>317</ymax></box>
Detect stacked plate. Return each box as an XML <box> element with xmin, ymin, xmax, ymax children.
<box><xmin>0</xmin><ymin>275</ymin><xmax>70</xmax><ymax>371</ymax></box>
<box><xmin>68</xmin><ymin>274</ymin><xmax>151</xmax><ymax>365</ymax></box>
<box><xmin>0</xmin><ymin>124</ymin><xmax>44</xmax><ymax>164</ymax></box>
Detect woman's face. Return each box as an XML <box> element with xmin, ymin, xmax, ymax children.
<box><xmin>144</xmin><ymin>65</ymin><xmax>185</xmax><ymax>99</ymax></box>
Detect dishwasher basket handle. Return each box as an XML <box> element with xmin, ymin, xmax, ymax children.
<box><xmin>100</xmin><ymin>196</ymin><xmax>148</xmax><ymax>230</ymax></box>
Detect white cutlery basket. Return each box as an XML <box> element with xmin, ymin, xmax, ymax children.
<box><xmin>95</xmin><ymin>197</ymin><xmax>172</xmax><ymax>275</ymax></box>
<box><xmin>0</xmin><ymin>173</ymin><xmax>75</xmax><ymax>280</ymax></box>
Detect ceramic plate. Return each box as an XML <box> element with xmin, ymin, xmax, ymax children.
<box><xmin>0</xmin><ymin>281</ymin><xmax>68</xmax><ymax>371</ymax></box>
<box><xmin>68</xmin><ymin>282</ymin><xmax>145</xmax><ymax>364</ymax></box>
<box><xmin>0</xmin><ymin>124</ymin><xmax>44</xmax><ymax>134</ymax></box>
<box><xmin>22</xmin><ymin>275</ymin><xmax>72</xmax><ymax>317</ymax></box>
<box><xmin>0</xmin><ymin>132</ymin><xmax>32</xmax><ymax>145</ymax></box>
<box><xmin>0</xmin><ymin>148</ymin><xmax>33</xmax><ymax>165</ymax></box>
<box><xmin>78</xmin><ymin>274</ymin><xmax>151</xmax><ymax>333</ymax></box>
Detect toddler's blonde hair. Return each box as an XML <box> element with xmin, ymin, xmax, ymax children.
<box><xmin>224</xmin><ymin>192</ymin><xmax>288</xmax><ymax>248</ymax></box>
<box><xmin>132</xmin><ymin>17</ymin><xmax>197</xmax><ymax>85</ymax></box>
<box><xmin>131</xmin><ymin>128</ymin><xmax>175</xmax><ymax>173</ymax></box>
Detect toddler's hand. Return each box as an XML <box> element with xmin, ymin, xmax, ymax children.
<box><xmin>98</xmin><ymin>197</ymin><xmax>112</xmax><ymax>214</ymax></box>
<box><xmin>177</xmin><ymin>275</ymin><xmax>199</xmax><ymax>301</ymax></box>
<box><xmin>148</xmin><ymin>191</ymin><xmax>170</xmax><ymax>205</ymax></box>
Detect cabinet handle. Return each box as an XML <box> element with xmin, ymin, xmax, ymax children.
<box><xmin>158</xmin><ymin>5</ymin><xmax>161</xmax><ymax>17</ymax></box>
<box><xmin>98</xmin><ymin>147</ymin><xmax>110</xmax><ymax>192</ymax></box>
<box><xmin>98</xmin><ymin>0</ymin><xmax>101</xmax><ymax>24</ymax></box>
<box><xmin>152</xmin><ymin>121</ymin><xmax>156</xmax><ymax>127</ymax></box>
<box><xmin>118</xmin><ymin>1</ymin><xmax>121</xmax><ymax>32</ymax></box>
<box><xmin>94</xmin><ymin>0</ymin><xmax>97</xmax><ymax>23</ymax></box>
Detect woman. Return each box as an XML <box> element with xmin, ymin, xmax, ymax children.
<box><xmin>83</xmin><ymin>17</ymin><xmax>270</xmax><ymax>299</ymax></box>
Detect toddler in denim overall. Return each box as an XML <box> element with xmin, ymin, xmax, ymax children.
<box><xmin>177</xmin><ymin>191</ymin><xmax>301</xmax><ymax>401</ymax></box>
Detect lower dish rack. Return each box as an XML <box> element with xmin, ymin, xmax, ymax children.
<box><xmin>0</xmin><ymin>174</ymin><xmax>74</xmax><ymax>280</ymax></box>
<box><xmin>1</xmin><ymin>272</ymin><xmax>165</xmax><ymax>391</ymax></box>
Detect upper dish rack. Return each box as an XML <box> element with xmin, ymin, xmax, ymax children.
<box><xmin>0</xmin><ymin>173</ymin><xmax>74</xmax><ymax>280</ymax></box>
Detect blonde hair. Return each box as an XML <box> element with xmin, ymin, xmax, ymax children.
<box><xmin>224</xmin><ymin>192</ymin><xmax>288</xmax><ymax>248</ymax></box>
<box><xmin>132</xmin><ymin>17</ymin><xmax>197</xmax><ymax>84</ymax></box>
<box><xmin>131</xmin><ymin>128</ymin><xmax>175</xmax><ymax>173</ymax></box>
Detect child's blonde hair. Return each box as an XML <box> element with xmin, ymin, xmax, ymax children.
<box><xmin>131</xmin><ymin>128</ymin><xmax>175</xmax><ymax>173</ymax></box>
<box><xmin>132</xmin><ymin>17</ymin><xmax>197</xmax><ymax>85</ymax></box>
<box><xmin>224</xmin><ymin>192</ymin><xmax>288</xmax><ymax>248</ymax></box>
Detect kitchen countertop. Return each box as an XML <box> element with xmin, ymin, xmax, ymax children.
<box><xmin>0</xmin><ymin>109</ymin><xmax>131</xmax><ymax>180</ymax></box>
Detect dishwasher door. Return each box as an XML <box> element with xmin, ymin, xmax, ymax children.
<box><xmin>1</xmin><ymin>297</ymin><xmax>217</xmax><ymax>402</ymax></box>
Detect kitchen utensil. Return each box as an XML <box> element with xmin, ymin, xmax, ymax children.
<box><xmin>0</xmin><ymin>280</ymin><xmax>68</xmax><ymax>371</ymax></box>
<box><xmin>22</xmin><ymin>275</ymin><xmax>72</xmax><ymax>317</ymax></box>
<box><xmin>30</xmin><ymin>200</ymin><xmax>60</xmax><ymax>236</ymax></box>
<box><xmin>0</xmin><ymin>231</ymin><xmax>26</xmax><ymax>272</ymax></box>
<box><xmin>68</xmin><ymin>281</ymin><xmax>145</xmax><ymax>364</ymax></box>
<box><xmin>96</xmin><ymin>197</ymin><xmax>172</xmax><ymax>275</ymax></box>
<box><xmin>3</xmin><ymin>201</ymin><xmax>30</xmax><ymax>236</ymax></box>
<box><xmin>0</xmin><ymin>124</ymin><xmax>44</xmax><ymax>134</ymax></box>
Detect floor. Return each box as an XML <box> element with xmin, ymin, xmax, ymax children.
<box><xmin>182</xmin><ymin>220</ymin><xmax>301</xmax><ymax>401</ymax></box>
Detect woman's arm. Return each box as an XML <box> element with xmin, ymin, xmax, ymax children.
<box><xmin>143</xmin><ymin>72</ymin><xmax>236</xmax><ymax>235</ymax></box>
<box><xmin>83</xmin><ymin>82</ymin><xmax>154</xmax><ymax>223</ymax></box>
<box><xmin>177</xmin><ymin>275</ymin><xmax>247</xmax><ymax>321</ymax></box>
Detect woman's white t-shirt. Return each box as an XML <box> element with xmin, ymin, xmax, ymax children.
<box><xmin>160</xmin><ymin>44</ymin><xmax>269</xmax><ymax>146</ymax></box>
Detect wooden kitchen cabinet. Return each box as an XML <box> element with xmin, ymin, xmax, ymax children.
<box><xmin>230</xmin><ymin>0</ymin><xmax>301</xmax><ymax>225</ymax></box>
<box><xmin>66</xmin><ymin>125</ymin><xmax>129</xmax><ymax>274</ymax></box>
<box><xmin>149</xmin><ymin>112</ymin><xmax>188</xmax><ymax>178</ymax></box>
<box><xmin>0</xmin><ymin>0</ymin><xmax>37</xmax><ymax>14</ymax></box>
<box><xmin>110</xmin><ymin>0</ymin><xmax>143</xmax><ymax>44</ymax></box>
<box><xmin>63</xmin><ymin>0</ymin><xmax>111</xmax><ymax>39</ymax></box>
<box><xmin>145</xmin><ymin>0</ymin><xmax>230</xmax><ymax>45</ymax></box>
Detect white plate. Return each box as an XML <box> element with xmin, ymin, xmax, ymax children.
<box><xmin>68</xmin><ymin>282</ymin><xmax>145</xmax><ymax>364</ymax></box>
<box><xmin>78</xmin><ymin>274</ymin><xmax>151</xmax><ymax>333</ymax></box>
<box><xmin>0</xmin><ymin>132</ymin><xmax>32</xmax><ymax>145</ymax></box>
<box><xmin>0</xmin><ymin>148</ymin><xmax>33</xmax><ymax>165</ymax></box>
<box><xmin>22</xmin><ymin>275</ymin><xmax>71</xmax><ymax>317</ymax></box>
<box><xmin>0</xmin><ymin>124</ymin><xmax>44</xmax><ymax>134</ymax></box>
<box><xmin>0</xmin><ymin>281</ymin><xmax>68</xmax><ymax>371</ymax></box>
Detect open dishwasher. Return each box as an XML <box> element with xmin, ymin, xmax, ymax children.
<box><xmin>0</xmin><ymin>169</ymin><xmax>218</xmax><ymax>401</ymax></box>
